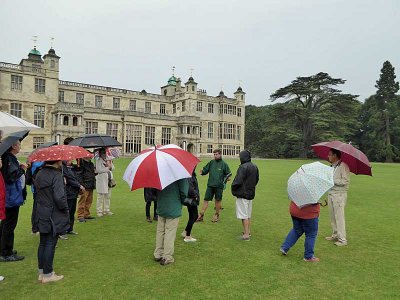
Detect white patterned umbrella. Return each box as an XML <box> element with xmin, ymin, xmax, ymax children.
<box><xmin>0</xmin><ymin>112</ymin><xmax>40</xmax><ymax>137</ymax></box>
<box><xmin>287</xmin><ymin>162</ymin><xmax>334</xmax><ymax>207</ymax></box>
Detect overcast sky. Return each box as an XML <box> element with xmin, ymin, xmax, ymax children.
<box><xmin>1</xmin><ymin>0</ymin><xmax>399</xmax><ymax>106</ymax></box>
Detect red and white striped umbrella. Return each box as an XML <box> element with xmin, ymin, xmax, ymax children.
<box><xmin>123</xmin><ymin>144</ymin><xmax>200</xmax><ymax>191</ymax></box>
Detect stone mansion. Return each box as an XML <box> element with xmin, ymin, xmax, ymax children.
<box><xmin>0</xmin><ymin>47</ymin><xmax>245</xmax><ymax>156</ymax></box>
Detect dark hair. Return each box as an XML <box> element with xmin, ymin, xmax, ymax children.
<box><xmin>64</xmin><ymin>137</ymin><xmax>74</xmax><ymax>145</ymax></box>
<box><xmin>330</xmin><ymin>148</ymin><xmax>342</xmax><ymax>159</ymax></box>
<box><xmin>213</xmin><ymin>149</ymin><xmax>221</xmax><ymax>154</ymax></box>
<box><xmin>45</xmin><ymin>160</ymin><xmax>59</xmax><ymax>165</ymax></box>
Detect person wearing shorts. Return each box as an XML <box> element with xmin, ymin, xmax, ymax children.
<box><xmin>231</xmin><ymin>150</ymin><xmax>259</xmax><ymax>240</ymax></box>
<box><xmin>196</xmin><ymin>149</ymin><xmax>231</xmax><ymax>223</ymax></box>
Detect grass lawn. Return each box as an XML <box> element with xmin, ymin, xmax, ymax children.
<box><xmin>1</xmin><ymin>158</ymin><xmax>399</xmax><ymax>299</ymax></box>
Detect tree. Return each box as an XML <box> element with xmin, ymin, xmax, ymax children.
<box><xmin>270</xmin><ymin>72</ymin><xmax>359</xmax><ymax>158</ymax></box>
<box><xmin>374</xmin><ymin>61</ymin><xmax>399</xmax><ymax>162</ymax></box>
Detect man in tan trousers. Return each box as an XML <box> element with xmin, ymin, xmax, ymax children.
<box><xmin>326</xmin><ymin>148</ymin><xmax>350</xmax><ymax>246</ymax></box>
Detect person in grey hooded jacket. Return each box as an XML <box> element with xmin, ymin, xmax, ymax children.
<box><xmin>231</xmin><ymin>150</ymin><xmax>259</xmax><ymax>241</ymax></box>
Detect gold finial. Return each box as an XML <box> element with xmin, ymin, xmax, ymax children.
<box><xmin>172</xmin><ymin>66</ymin><xmax>175</xmax><ymax>76</ymax></box>
<box><xmin>50</xmin><ymin>37</ymin><xmax>54</xmax><ymax>48</ymax></box>
<box><xmin>32</xmin><ymin>35</ymin><xmax>38</xmax><ymax>49</ymax></box>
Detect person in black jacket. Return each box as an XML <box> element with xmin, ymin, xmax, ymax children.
<box><xmin>144</xmin><ymin>188</ymin><xmax>158</xmax><ymax>222</ymax></box>
<box><xmin>75</xmin><ymin>158</ymin><xmax>96</xmax><ymax>222</ymax></box>
<box><xmin>33</xmin><ymin>160</ymin><xmax>69</xmax><ymax>283</ymax></box>
<box><xmin>181</xmin><ymin>170</ymin><xmax>200</xmax><ymax>242</ymax></box>
<box><xmin>231</xmin><ymin>150</ymin><xmax>259</xmax><ymax>241</ymax></box>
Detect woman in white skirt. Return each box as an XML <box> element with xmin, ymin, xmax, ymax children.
<box><xmin>95</xmin><ymin>149</ymin><xmax>114</xmax><ymax>217</ymax></box>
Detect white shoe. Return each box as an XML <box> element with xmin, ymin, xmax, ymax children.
<box><xmin>0</xmin><ymin>275</ymin><xmax>4</xmax><ymax>281</ymax></box>
<box><xmin>97</xmin><ymin>213</ymin><xmax>103</xmax><ymax>217</ymax></box>
<box><xmin>181</xmin><ymin>231</ymin><xmax>187</xmax><ymax>238</ymax></box>
<box><xmin>41</xmin><ymin>272</ymin><xmax>64</xmax><ymax>283</ymax></box>
<box><xmin>105</xmin><ymin>211</ymin><xmax>114</xmax><ymax>216</ymax></box>
<box><xmin>184</xmin><ymin>237</ymin><xmax>197</xmax><ymax>243</ymax></box>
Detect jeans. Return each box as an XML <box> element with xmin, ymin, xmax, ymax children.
<box><xmin>185</xmin><ymin>205</ymin><xmax>198</xmax><ymax>236</ymax></box>
<box><xmin>145</xmin><ymin>201</ymin><xmax>157</xmax><ymax>218</ymax></box>
<box><xmin>38</xmin><ymin>233</ymin><xmax>58</xmax><ymax>274</ymax></box>
<box><xmin>281</xmin><ymin>216</ymin><xmax>319</xmax><ymax>259</ymax></box>
<box><xmin>67</xmin><ymin>197</ymin><xmax>77</xmax><ymax>232</ymax></box>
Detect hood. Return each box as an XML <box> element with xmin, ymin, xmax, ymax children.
<box><xmin>239</xmin><ymin>150</ymin><xmax>251</xmax><ymax>164</ymax></box>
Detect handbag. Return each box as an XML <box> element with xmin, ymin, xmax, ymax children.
<box><xmin>108</xmin><ymin>171</ymin><xmax>116</xmax><ymax>188</ymax></box>
<box><xmin>182</xmin><ymin>197</ymin><xmax>199</xmax><ymax>206</ymax></box>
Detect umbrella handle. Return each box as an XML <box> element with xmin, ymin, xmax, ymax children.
<box><xmin>319</xmin><ymin>199</ymin><xmax>328</xmax><ymax>207</ymax></box>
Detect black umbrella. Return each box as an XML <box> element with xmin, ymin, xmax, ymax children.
<box><xmin>69</xmin><ymin>134</ymin><xmax>122</xmax><ymax>149</ymax></box>
<box><xmin>37</xmin><ymin>141</ymin><xmax>58</xmax><ymax>149</ymax></box>
<box><xmin>0</xmin><ymin>130</ymin><xmax>30</xmax><ymax>156</ymax></box>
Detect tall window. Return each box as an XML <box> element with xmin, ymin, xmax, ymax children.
<box><xmin>106</xmin><ymin>123</ymin><xmax>118</xmax><ymax>139</ymax></box>
<box><xmin>208</xmin><ymin>103</ymin><xmax>214</xmax><ymax>114</ymax></box>
<box><xmin>207</xmin><ymin>144</ymin><xmax>213</xmax><ymax>153</ymax></box>
<box><xmin>145</xmin><ymin>102</ymin><xmax>151</xmax><ymax>113</ymax></box>
<box><xmin>35</xmin><ymin>78</ymin><xmax>45</xmax><ymax>93</ymax></box>
<box><xmin>125</xmin><ymin>124</ymin><xmax>142</xmax><ymax>154</ymax></box>
<box><xmin>76</xmin><ymin>93</ymin><xmax>84</xmax><ymax>105</ymax></box>
<box><xmin>181</xmin><ymin>101</ymin><xmax>186</xmax><ymax>112</ymax></box>
<box><xmin>50</xmin><ymin>60</ymin><xmax>55</xmax><ymax>68</ymax></box>
<box><xmin>219</xmin><ymin>123</ymin><xmax>223</xmax><ymax>139</ymax></box>
<box><xmin>223</xmin><ymin>123</ymin><xmax>236</xmax><ymax>140</ymax></box>
<box><xmin>161</xmin><ymin>127</ymin><xmax>171</xmax><ymax>145</ymax></box>
<box><xmin>129</xmin><ymin>99</ymin><xmax>136</xmax><ymax>111</ymax></box>
<box><xmin>73</xmin><ymin>116</ymin><xmax>78</xmax><ymax>126</ymax></box>
<box><xmin>196</xmin><ymin>101</ymin><xmax>203</xmax><ymax>112</ymax></box>
<box><xmin>33</xmin><ymin>137</ymin><xmax>44</xmax><ymax>149</ymax></box>
<box><xmin>237</xmin><ymin>107</ymin><xmax>242</xmax><ymax>117</ymax></box>
<box><xmin>34</xmin><ymin>105</ymin><xmax>45</xmax><ymax>128</ymax></box>
<box><xmin>172</xmin><ymin>104</ymin><xmax>176</xmax><ymax>114</ymax></box>
<box><xmin>11</xmin><ymin>75</ymin><xmax>22</xmax><ymax>90</ymax></box>
<box><xmin>236</xmin><ymin>146</ymin><xmax>241</xmax><ymax>155</ymax></box>
<box><xmin>145</xmin><ymin>126</ymin><xmax>155</xmax><ymax>145</ymax></box>
<box><xmin>10</xmin><ymin>103</ymin><xmax>22</xmax><ymax>118</ymax></box>
<box><xmin>113</xmin><ymin>97</ymin><xmax>120</xmax><ymax>110</ymax></box>
<box><xmin>160</xmin><ymin>104</ymin><xmax>166</xmax><ymax>115</ymax></box>
<box><xmin>85</xmin><ymin>121</ymin><xmax>98</xmax><ymax>134</ymax></box>
<box><xmin>219</xmin><ymin>104</ymin><xmax>223</xmax><ymax>115</ymax></box>
<box><xmin>222</xmin><ymin>145</ymin><xmax>236</xmax><ymax>156</ymax></box>
<box><xmin>208</xmin><ymin>122</ymin><xmax>214</xmax><ymax>139</ymax></box>
<box><xmin>95</xmin><ymin>95</ymin><xmax>103</xmax><ymax>108</ymax></box>
<box><xmin>63</xmin><ymin>116</ymin><xmax>69</xmax><ymax>126</ymax></box>
<box><xmin>237</xmin><ymin>126</ymin><xmax>241</xmax><ymax>141</ymax></box>
<box><xmin>58</xmin><ymin>90</ymin><xmax>64</xmax><ymax>102</ymax></box>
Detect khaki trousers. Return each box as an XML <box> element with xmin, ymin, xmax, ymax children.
<box><xmin>154</xmin><ymin>217</ymin><xmax>179</xmax><ymax>263</ymax></box>
<box><xmin>77</xmin><ymin>190</ymin><xmax>94</xmax><ymax>219</ymax></box>
<box><xmin>96</xmin><ymin>190</ymin><xmax>111</xmax><ymax>215</ymax></box>
<box><xmin>328</xmin><ymin>192</ymin><xmax>347</xmax><ymax>243</ymax></box>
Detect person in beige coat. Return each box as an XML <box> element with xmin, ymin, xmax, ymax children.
<box><xmin>95</xmin><ymin>149</ymin><xmax>114</xmax><ymax>217</ymax></box>
<box><xmin>325</xmin><ymin>148</ymin><xmax>350</xmax><ymax>246</ymax></box>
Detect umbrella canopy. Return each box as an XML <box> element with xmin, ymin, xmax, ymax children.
<box><xmin>311</xmin><ymin>141</ymin><xmax>372</xmax><ymax>176</ymax></box>
<box><xmin>123</xmin><ymin>144</ymin><xmax>200</xmax><ymax>191</ymax></box>
<box><xmin>37</xmin><ymin>141</ymin><xmax>58</xmax><ymax>150</ymax></box>
<box><xmin>0</xmin><ymin>112</ymin><xmax>40</xmax><ymax>136</ymax></box>
<box><xmin>0</xmin><ymin>130</ymin><xmax>29</xmax><ymax>156</ymax></box>
<box><xmin>69</xmin><ymin>134</ymin><xmax>122</xmax><ymax>148</ymax></box>
<box><xmin>93</xmin><ymin>147</ymin><xmax>121</xmax><ymax>160</ymax></box>
<box><xmin>27</xmin><ymin>145</ymin><xmax>92</xmax><ymax>163</ymax></box>
<box><xmin>287</xmin><ymin>162</ymin><xmax>334</xmax><ymax>207</ymax></box>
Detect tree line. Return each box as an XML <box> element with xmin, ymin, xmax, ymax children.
<box><xmin>245</xmin><ymin>61</ymin><xmax>400</xmax><ymax>162</ymax></box>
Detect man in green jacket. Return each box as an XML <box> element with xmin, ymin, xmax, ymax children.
<box><xmin>196</xmin><ymin>149</ymin><xmax>231</xmax><ymax>223</ymax></box>
<box><xmin>154</xmin><ymin>178</ymin><xmax>188</xmax><ymax>266</ymax></box>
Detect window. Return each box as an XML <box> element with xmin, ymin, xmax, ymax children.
<box><xmin>222</xmin><ymin>145</ymin><xmax>236</xmax><ymax>156</ymax></box>
<box><xmin>207</xmin><ymin>144</ymin><xmax>213</xmax><ymax>154</ymax></box>
<box><xmin>73</xmin><ymin>116</ymin><xmax>78</xmax><ymax>126</ymax></box>
<box><xmin>76</xmin><ymin>93</ymin><xmax>84</xmax><ymax>105</ymax></box>
<box><xmin>113</xmin><ymin>97</ymin><xmax>120</xmax><ymax>110</ymax></box>
<box><xmin>145</xmin><ymin>102</ymin><xmax>151</xmax><ymax>113</ymax></box>
<box><xmin>208</xmin><ymin>103</ymin><xmax>214</xmax><ymax>114</ymax></box>
<box><xmin>199</xmin><ymin>126</ymin><xmax>202</xmax><ymax>138</ymax></box>
<box><xmin>125</xmin><ymin>124</ymin><xmax>142</xmax><ymax>154</ymax></box>
<box><xmin>106</xmin><ymin>123</ymin><xmax>118</xmax><ymax>140</ymax></box>
<box><xmin>237</xmin><ymin>107</ymin><xmax>242</xmax><ymax>117</ymax></box>
<box><xmin>10</xmin><ymin>103</ymin><xmax>22</xmax><ymax>118</ymax></box>
<box><xmin>129</xmin><ymin>99</ymin><xmax>136</xmax><ymax>111</ymax></box>
<box><xmin>161</xmin><ymin>127</ymin><xmax>171</xmax><ymax>145</ymax></box>
<box><xmin>95</xmin><ymin>95</ymin><xmax>103</xmax><ymax>108</ymax></box>
<box><xmin>223</xmin><ymin>123</ymin><xmax>236</xmax><ymax>140</ymax></box>
<box><xmin>208</xmin><ymin>122</ymin><xmax>214</xmax><ymax>139</ymax></box>
<box><xmin>219</xmin><ymin>123</ymin><xmax>223</xmax><ymax>139</ymax></box>
<box><xmin>186</xmin><ymin>126</ymin><xmax>191</xmax><ymax>134</ymax></box>
<box><xmin>236</xmin><ymin>146</ymin><xmax>241</xmax><ymax>155</ymax></box>
<box><xmin>223</xmin><ymin>104</ymin><xmax>228</xmax><ymax>114</ymax></box>
<box><xmin>145</xmin><ymin>126</ymin><xmax>155</xmax><ymax>145</ymax></box>
<box><xmin>182</xmin><ymin>101</ymin><xmax>186</xmax><ymax>112</ymax></box>
<box><xmin>192</xmin><ymin>86</ymin><xmax>195</xmax><ymax>92</ymax></box>
<box><xmin>35</xmin><ymin>78</ymin><xmax>45</xmax><ymax>93</ymax></box>
<box><xmin>237</xmin><ymin>126</ymin><xmax>241</xmax><ymax>141</ymax></box>
<box><xmin>172</xmin><ymin>103</ymin><xmax>176</xmax><ymax>114</ymax></box>
<box><xmin>160</xmin><ymin>104</ymin><xmax>166</xmax><ymax>115</ymax></box>
<box><xmin>50</xmin><ymin>60</ymin><xmax>55</xmax><ymax>68</ymax></box>
<box><xmin>34</xmin><ymin>105</ymin><xmax>45</xmax><ymax>128</ymax></box>
<box><xmin>33</xmin><ymin>137</ymin><xmax>44</xmax><ymax>149</ymax></box>
<box><xmin>58</xmin><ymin>91</ymin><xmax>64</xmax><ymax>102</ymax></box>
<box><xmin>11</xmin><ymin>75</ymin><xmax>22</xmax><ymax>90</ymax></box>
<box><xmin>196</xmin><ymin>101</ymin><xmax>203</xmax><ymax>112</ymax></box>
<box><xmin>63</xmin><ymin>116</ymin><xmax>69</xmax><ymax>126</ymax></box>
<box><xmin>85</xmin><ymin>121</ymin><xmax>98</xmax><ymax>134</ymax></box>
<box><xmin>219</xmin><ymin>104</ymin><xmax>223</xmax><ymax>115</ymax></box>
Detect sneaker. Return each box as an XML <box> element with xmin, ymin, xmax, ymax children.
<box><xmin>160</xmin><ymin>258</ymin><xmax>173</xmax><ymax>266</ymax></box>
<box><xmin>78</xmin><ymin>218</ymin><xmax>86</xmax><ymax>223</ymax></box>
<box><xmin>325</xmin><ymin>236</ymin><xmax>338</xmax><ymax>241</ymax></box>
<box><xmin>41</xmin><ymin>272</ymin><xmax>64</xmax><ymax>284</ymax></box>
<box><xmin>85</xmin><ymin>216</ymin><xmax>96</xmax><ymax>220</ymax></box>
<box><xmin>184</xmin><ymin>237</ymin><xmax>197</xmax><ymax>243</ymax></box>
<box><xmin>0</xmin><ymin>254</ymin><xmax>25</xmax><ymax>262</ymax></box>
<box><xmin>280</xmin><ymin>248</ymin><xmax>288</xmax><ymax>256</ymax></box>
<box><xmin>211</xmin><ymin>213</ymin><xmax>220</xmax><ymax>223</ymax></box>
<box><xmin>0</xmin><ymin>275</ymin><xmax>4</xmax><ymax>281</ymax></box>
<box><xmin>38</xmin><ymin>274</ymin><xmax>43</xmax><ymax>282</ymax></box>
<box><xmin>196</xmin><ymin>214</ymin><xmax>204</xmax><ymax>222</ymax></box>
<box><xmin>146</xmin><ymin>217</ymin><xmax>152</xmax><ymax>223</ymax></box>
<box><xmin>304</xmin><ymin>257</ymin><xmax>320</xmax><ymax>262</ymax></box>
<box><xmin>97</xmin><ymin>213</ymin><xmax>103</xmax><ymax>217</ymax></box>
<box><xmin>241</xmin><ymin>235</ymin><xmax>251</xmax><ymax>241</ymax></box>
<box><xmin>181</xmin><ymin>230</ymin><xmax>187</xmax><ymax>238</ymax></box>
<box><xmin>67</xmin><ymin>231</ymin><xmax>78</xmax><ymax>235</ymax></box>
<box><xmin>58</xmin><ymin>235</ymin><xmax>68</xmax><ymax>240</ymax></box>
<box><xmin>105</xmin><ymin>211</ymin><xmax>114</xmax><ymax>216</ymax></box>
<box><xmin>334</xmin><ymin>241</ymin><xmax>348</xmax><ymax>247</ymax></box>
<box><xmin>154</xmin><ymin>257</ymin><xmax>162</xmax><ymax>262</ymax></box>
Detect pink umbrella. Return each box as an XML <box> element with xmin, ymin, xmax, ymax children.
<box><xmin>311</xmin><ymin>141</ymin><xmax>372</xmax><ymax>176</ymax></box>
<box><xmin>123</xmin><ymin>144</ymin><xmax>200</xmax><ymax>191</ymax></box>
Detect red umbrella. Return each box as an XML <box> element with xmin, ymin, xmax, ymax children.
<box><xmin>28</xmin><ymin>145</ymin><xmax>92</xmax><ymax>163</ymax></box>
<box><xmin>311</xmin><ymin>141</ymin><xmax>372</xmax><ymax>176</ymax></box>
<box><xmin>123</xmin><ymin>144</ymin><xmax>200</xmax><ymax>191</ymax></box>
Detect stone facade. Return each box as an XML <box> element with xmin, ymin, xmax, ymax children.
<box><xmin>0</xmin><ymin>48</ymin><xmax>245</xmax><ymax>156</ymax></box>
